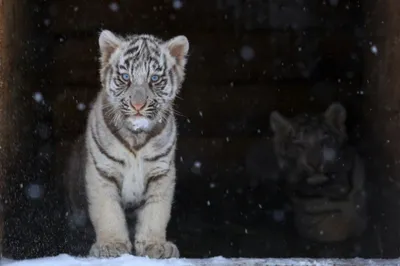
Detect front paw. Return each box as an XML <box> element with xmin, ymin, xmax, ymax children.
<box><xmin>89</xmin><ymin>240</ymin><xmax>132</xmax><ymax>258</ymax></box>
<box><xmin>135</xmin><ymin>241</ymin><xmax>179</xmax><ymax>259</ymax></box>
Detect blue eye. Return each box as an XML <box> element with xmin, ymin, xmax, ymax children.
<box><xmin>151</xmin><ymin>75</ymin><xmax>160</xmax><ymax>82</ymax></box>
<box><xmin>121</xmin><ymin>73</ymin><xmax>130</xmax><ymax>81</ymax></box>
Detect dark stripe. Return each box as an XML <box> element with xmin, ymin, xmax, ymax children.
<box><xmin>144</xmin><ymin>137</ymin><xmax>176</xmax><ymax>162</ymax></box>
<box><xmin>151</xmin><ymin>49</ymin><xmax>161</xmax><ymax>58</ymax></box>
<box><xmin>148</xmin><ymin>56</ymin><xmax>160</xmax><ymax>64</ymax></box>
<box><xmin>133</xmin><ymin>111</ymin><xmax>171</xmax><ymax>151</ymax></box>
<box><xmin>118</xmin><ymin>65</ymin><xmax>128</xmax><ymax>71</ymax></box>
<box><xmin>124</xmin><ymin>46</ymin><xmax>139</xmax><ymax>57</ymax></box>
<box><xmin>162</xmin><ymin>54</ymin><xmax>168</xmax><ymax>70</ymax></box>
<box><xmin>89</xmin><ymin>149</ymin><xmax>121</xmax><ymax>191</ymax></box>
<box><xmin>136</xmin><ymin>35</ymin><xmax>162</xmax><ymax>44</ymax></box>
<box><xmin>146</xmin><ymin>44</ymin><xmax>161</xmax><ymax>58</ymax></box>
<box><xmin>151</xmin><ymin>77</ymin><xmax>165</xmax><ymax>86</ymax></box>
<box><xmin>124</xmin><ymin>199</ymin><xmax>146</xmax><ymax>218</ymax></box>
<box><xmin>113</xmin><ymin>88</ymin><xmax>125</xmax><ymax>97</ymax></box>
<box><xmin>124</xmin><ymin>54</ymin><xmax>140</xmax><ymax>69</ymax></box>
<box><xmin>144</xmin><ymin>169</ymin><xmax>170</xmax><ymax>195</ymax></box>
<box><xmin>90</xmin><ymin>123</ymin><xmax>125</xmax><ymax>166</ymax></box>
<box><xmin>143</xmin><ymin>39</ymin><xmax>149</xmax><ymax>53</ymax></box>
<box><xmin>101</xmin><ymin>97</ymin><xmax>136</xmax><ymax>156</ymax></box>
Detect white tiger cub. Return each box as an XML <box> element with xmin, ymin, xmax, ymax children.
<box><xmin>64</xmin><ymin>30</ymin><xmax>189</xmax><ymax>259</ymax></box>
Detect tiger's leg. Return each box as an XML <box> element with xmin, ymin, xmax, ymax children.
<box><xmin>134</xmin><ymin>169</ymin><xmax>179</xmax><ymax>259</ymax></box>
<box><xmin>86</xmin><ymin>164</ymin><xmax>132</xmax><ymax>257</ymax></box>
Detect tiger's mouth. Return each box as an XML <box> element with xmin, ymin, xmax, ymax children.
<box><xmin>290</xmin><ymin>169</ymin><xmax>352</xmax><ymax>200</ymax></box>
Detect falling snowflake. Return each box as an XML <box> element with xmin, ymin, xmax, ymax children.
<box><xmin>206</xmin><ymin>200</ymin><xmax>211</xmax><ymax>206</ymax></box>
<box><xmin>43</xmin><ymin>19</ymin><xmax>51</xmax><ymax>27</ymax></box>
<box><xmin>240</xmin><ymin>45</ymin><xmax>255</xmax><ymax>62</ymax></box>
<box><xmin>191</xmin><ymin>161</ymin><xmax>202</xmax><ymax>175</ymax></box>
<box><xmin>33</xmin><ymin>92</ymin><xmax>44</xmax><ymax>103</ymax></box>
<box><xmin>194</xmin><ymin>161</ymin><xmax>201</xmax><ymax>168</ymax></box>
<box><xmin>77</xmin><ymin>102</ymin><xmax>86</xmax><ymax>111</ymax></box>
<box><xmin>69</xmin><ymin>210</ymin><xmax>88</xmax><ymax>228</ymax></box>
<box><xmin>172</xmin><ymin>0</ymin><xmax>183</xmax><ymax>9</ymax></box>
<box><xmin>26</xmin><ymin>184</ymin><xmax>44</xmax><ymax>199</ymax></box>
<box><xmin>109</xmin><ymin>2</ymin><xmax>119</xmax><ymax>12</ymax></box>
<box><xmin>370</xmin><ymin>45</ymin><xmax>378</xmax><ymax>55</ymax></box>
<box><xmin>272</xmin><ymin>210</ymin><xmax>285</xmax><ymax>222</ymax></box>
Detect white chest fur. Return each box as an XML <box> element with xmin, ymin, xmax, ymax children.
<box><xmin>119</xmin><ymin>143</ymin><xmax>156</xmax><ymax>207</ymax></box>
<box><xmin>105</xmin><ymin>117</ymin><xmax>175</xmax><ymax>207</ymax></box>
<box><xmin>121</xmin><ymin>154</ymin><xmax>145</xmax><ymax>206</ymax></box>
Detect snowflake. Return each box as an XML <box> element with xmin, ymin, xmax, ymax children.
<box><xmin>33</xmin><ymin>92</ymin><xmax>43</xmax><ymax>103</ymax></box>
<box><xmin>109</xmin><ymin>2</ymin><xmax>119</xmax><ymax>12</ymax></box>
<box><xmin>370</xmin><ymin>45</ymin><xmax>378</xmax><ymax>55</ymax></box>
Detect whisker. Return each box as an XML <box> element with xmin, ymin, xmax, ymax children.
<box><xmin>102</xmin><ymin>103</ymin><xmax>126</xmax><ymax>133</ymax></box>
<box><xmin>175</xmin><ymin>95</ymin><xmax>184</xmax><ymax>100</ymax></box>
<box><xmin>171</xmin><ymin>108</ymin><xmax>186</xmax><ymax>118</ymax></box>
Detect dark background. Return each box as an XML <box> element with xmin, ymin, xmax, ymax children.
<box><xmin>4</xmin><ymin>0</ymin><xmax>396</xmax><ymax>260</ymax></box>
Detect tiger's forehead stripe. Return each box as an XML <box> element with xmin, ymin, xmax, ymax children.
<box><xmin>118</xmin><ymin>37</ymin><xmax>165</xmax><ymax>76</ymax></box>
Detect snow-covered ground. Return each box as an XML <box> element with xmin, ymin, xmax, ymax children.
<box><xmin>2</xmin><ymin>254</ymin><xmax>400</xmax><ymax>266</ymax></box>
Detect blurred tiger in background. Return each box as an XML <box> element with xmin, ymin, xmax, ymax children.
<box><xmin>247</xmin><ymin>103</ymin><xmax>367</xmax><ymax>242</ymax></box>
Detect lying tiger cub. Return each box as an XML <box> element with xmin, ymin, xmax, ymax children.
<box><xmin>269</xmin><ymin>103</ymin><xmax>367</xmax><ymax>242</ymax></box>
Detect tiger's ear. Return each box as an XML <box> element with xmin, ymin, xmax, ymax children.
<box><xmin>270</xmin><ymin>111</ymin><xmax>293</xmax><ymax>136</ymax></box>
<box><xmin>324</xmin><ymin>102</ymin><xmax>347</xmax><ymax>132</ymax></box>
<box><xmin>165</xmin><ymin>35</ymin><xmax>189</xmax><ymax>67</ymax></box>
<box><xmin>98</xmin><ymin>30</ymin><xmax>123</xmax><ymax>66</ymax></box>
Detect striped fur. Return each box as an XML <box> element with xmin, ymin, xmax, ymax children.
<box><xmin>64</xmin><ymin>30</ymin><xmax>189</xmax><ymax>259</ymax></box>
<box><xmin>270</xmin><ymin>103</ymin><xmax>367</xmax><ymax>242</ymax></box>
<box><xmin>270</xmin><ymin>103</ymin><xmax>348</xmax><ymax>186</ymax></box>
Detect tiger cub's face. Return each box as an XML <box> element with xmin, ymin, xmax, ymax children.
<box><xmin>270</xmin><ymin>103</ymin><xmax>348</xmax><ymax>181</ymax></box>
<box><xmin>98</xmin><ymin>30</ymin><xmax>189</xmax><ymax>133</ymax></box>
